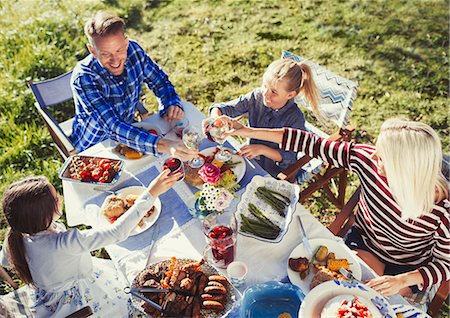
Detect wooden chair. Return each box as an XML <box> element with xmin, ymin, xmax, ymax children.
<box><xmin>28</xmin><ymin>71</ymin><xmax>149</xmax><ymax>160</ymax></box>
<box><xmin>329</xmin><ymin>186</ymin><xmax>449</xmax><ymax>318</ymax></box>
<box><xmin>277</xmin><ymin>51</ymin><xmax>358</xmax><ymax>210</ymax></box>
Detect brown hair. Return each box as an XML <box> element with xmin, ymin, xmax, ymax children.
<box><xmin>84</xmin><ymin>11</ymin><xmax>126</xmax><ymax>44</ymax></box>
<box><xmin>2</xmin><ymin>176</ymin><xmax>57</xmax><ymax>284</ymax></box>
<box><xmin>263</xmin><ymin>59</ymin><xmax>320</xmax><ymax>117</ymax></box>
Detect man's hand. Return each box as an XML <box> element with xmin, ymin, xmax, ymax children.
<box><xmin>164</xmin><ymin>106</ymin><xmax>184</xmax><ymax>122</ymax></box>
<box><xmin>157</xmin><ymin>139</ymin><xmax>198</xmax><ymax>162</ymax></box>
<box><xmin>366</xmin><ymin>275</ymin><xmax>408</xmax><ymax>296</ymax></box>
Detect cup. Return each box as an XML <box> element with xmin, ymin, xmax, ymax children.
<box><xmin>203</xmin><ymin>213</ymin><xmax>237</xmax><ymax>268</ymax></box>
<box><xmin>162</xmin><ymin>157</ymin><xmax>185</xmax><ymax>181</ymax></box>
<box><xmin>226</xmin><ymin>261</ymin><xmax>248</xmax><ymax>288</ymax></box>
<box><xmin>171</xmin><ymin>117</ymin><xmax>190</xmax><ymax>139</ymax></box>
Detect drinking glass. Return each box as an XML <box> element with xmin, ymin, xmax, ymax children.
<box><xmin>203</xmin><ymin>213</ymin><xmax>237</xmax><ymax>268</ymax></box>
<box><xmin>171</xmin><ymin>117</ymin><xmax>190</xmax><ymax>139</ymax></box>
<box><xmin>205</xmin><ymin>117</ymin><xmax>232</xmax><ymax>162</ymax></box>
<box><xmin>162</xmin><ymin>157</ymin><xmax>185</xmax><ymax>181</ymax></box>
<box><xmin>182</xmin><ymin>126</ymin><xmax>204</xmax><ymax>168</ymax></box>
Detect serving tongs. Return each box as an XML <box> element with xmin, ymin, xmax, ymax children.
<box><xmin>124</xmin><ymin>287</ymin><xmax>163</xmax><ymax>312</ymax></box>
<box><xmin>126</xmin><ymin>286</ymin><xmax>193</xmax><ymax>296</ymax></box>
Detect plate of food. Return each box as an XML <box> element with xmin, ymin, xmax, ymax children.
<box><xmin>287</xmin><ymin>238</ymin><xmax>362</xmax><ymax>295</ymax></box>
<box><xmin>184</xmin><ymin>147</ymin><xmax>246</xmax><ymax>188</ymax></box>
<box><xmin>240</xmin><ymin>281</ymin><xmax>304</xmax><ymax>318</ymax></box>
<box><xmin>59</xmin><ymin>155</ymin><xmax>123</xmax><ymax>185</ymax></box>
<box><xmin>235</xmin><ymin>175</ymin><xmax>299</xmax><ymax>243</ymax></box>
<box><xmin>131</xmin><ymin>257</ymin><xmax>239</xmax><ymax>317</ymax></box>
<box><xmin>299</xmin><ymin>280</ymin><xmax>396</xmax><ymax>318</ymax></box>
<box><xmin>99</xmin><ymin>186</ymin><xmax>161</xmax><ymax>236</ymax></box>
<box><xmin>112</xmin><ymin>124</ymin><xmax>162</xmax><ymax>160</ymax></box>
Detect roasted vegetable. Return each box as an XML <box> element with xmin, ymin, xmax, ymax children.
<box><xmin>255</xmin><ymin>186</ymin><xmax>290</xmax><ymax>217</ymax></box>
<box><xmin>326</xmin><ymin>252</ymin><xmax>336</xmax><ymax>262</ymax></box>
<box><xmin>314</xmin><ymin>245</ymin><xmax>328</xmax><ymax>262</ymax></box>
<box><xmin>288</xmin><ymin>257</ymin><xmax>309</xmax><ymax>272</ymax></box>
<box><xmin>327</xmin><ymin>258</ymin><xmax>350</xmax><ymax>271</ymax></box>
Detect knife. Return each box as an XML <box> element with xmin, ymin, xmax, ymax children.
<box><xmin>146</xmin><ymin>223</ymin><xmax>160</xmax><ymax>266</ymax></box>
<box><xmin>297</xmin><ymin>215</ymin><xmax>313</xmax><ymax>257</ymax></box>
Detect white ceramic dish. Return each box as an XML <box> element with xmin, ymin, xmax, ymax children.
<box><xmin>235</xmin><ymin>175</ymin><xmax>300</xmax><ymax>243</ymax></box>
<box><xmin>389</xmin><ymin>304</ymin><xmax>429</xmax><ymax>318</ymax></box>
<box><xmin>98</xmin><ymin>186</ymin><xmax>161</xmax><ymax>236</ymax></box>
<box><xmin>287</xmin><ymin>238</ymin><xmax>362</xmax><ymax>295</ymax></box>
<box><xmin>198</xmin><ymin>147</ymin><xmax>246</xmax><ymax>188</ymax></box>
<box><xmin>299</xmin><ymin>280</ymin><xmax>396</xmax><ymax>318</ymax></box>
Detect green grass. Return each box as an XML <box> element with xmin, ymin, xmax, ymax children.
<box><xmin>0</xmin><ymin>0</ymin><xmax>448</xmax><ymax>315</ymax></box>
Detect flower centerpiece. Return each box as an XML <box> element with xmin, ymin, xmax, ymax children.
<box><xmin>194</xmin><ymin>161</ymin><xmax>239</xmax><ymax>218</ymax></box>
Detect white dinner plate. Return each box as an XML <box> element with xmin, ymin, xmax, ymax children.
<box><xmin>235</xmin><ymin>175</ymin><xmax>299</xmax><ymax>243</ymax></box>
<box><xmin>197</xmin><ymin>147</ymin><xmax>246</xmax><ymax>188</ymax></box>
<box><xmin>287</xmin><ymin>238</ymin><xmax>362</xmax><ymax>295</ymax></box>
<box><xmin>98</xmin><ymin>186</ymin><xmax>161</xmax><ymax>236</ymax></box>
<box><xmin>299</xmin><ymin>280</ymin><xmax>397</xmax><ymax>318</ymax></box>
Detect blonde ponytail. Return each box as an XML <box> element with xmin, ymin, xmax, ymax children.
<box><xmin>298</xmin><ymin>63</ymin><xmax>320</xmax><ymax>117</ymax></box>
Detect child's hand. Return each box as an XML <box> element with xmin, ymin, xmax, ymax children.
<box><xmin>237</xmin><ymin>144</ymin><xmax>268</xmax><ymax>159</ymax></box>
<box><xmin>147</xmin><ymin>169</ymin><xmax>180</xmax><ymax>198</ymax></box>
<box><xmin>218</xmin><ymin>116</ymin><xmax>247</xmax><ymax>139</ymax></box>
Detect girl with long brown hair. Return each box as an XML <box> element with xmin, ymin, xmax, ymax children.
<box><xmin>0</xmin><ymin>170</ymin><xmax>179</xmax><ymax>317</ymax></box>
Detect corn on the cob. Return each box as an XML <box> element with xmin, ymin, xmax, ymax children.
<box><xmin>327</xmin><ymin>258</ymin><xmax>350</xmax><ymax>271</ymax></box>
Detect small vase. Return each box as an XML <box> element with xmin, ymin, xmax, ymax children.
<box><xmin>194</xmin><ymin>197</ymin><xmax>218</xmax><ymax>219</ymax></box>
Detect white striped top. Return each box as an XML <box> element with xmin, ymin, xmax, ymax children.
<box><xmin>281</xmin><ymin>128</ymin><xmax>449</xmax><ymax>289</ymax></box>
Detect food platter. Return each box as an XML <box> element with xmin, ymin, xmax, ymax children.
<box><xmin>97</xmin><ymin>186</ymin><xmax>161</xmax><ymax>236</ymax></box>
<box><xmin>235</xmin><ymin>175</ymin><xmax>299</xmax><ymax>243</ymax></box>
<box><xmin>287</xmin><ymin>238</ymin><xmax>362</xmax><ymax>295</ymax></box>
<box><xmin>299</xmin><ymin>280</ymin><xmax>396</xmax><ymax>318</ymax></box>
<box><xmin>131</xmin><ymin>258</ymin><xmax>238</xmax><ymax>317</ymax></box>
<box><xmin>197</xmin><ymin>147</ymin><xmax>246</xmax><ymax>188</ymax></box>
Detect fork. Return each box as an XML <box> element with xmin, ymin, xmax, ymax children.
<box><xmin>339</xmin><ymin>268</ymin><xmax>363</xmax><ymax>284</ymax></box>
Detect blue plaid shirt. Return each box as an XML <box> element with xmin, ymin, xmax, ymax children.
<box><xmin>70</xmin><ymin>40</ymin><xmax>182</xmax><ymax>154</ymax></box>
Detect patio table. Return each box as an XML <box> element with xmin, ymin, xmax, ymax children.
<box><xmin>61</xmin><ymin>102</ymin><xmax>410</xmax><ymax>315</ymax></box>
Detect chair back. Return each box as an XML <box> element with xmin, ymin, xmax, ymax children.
<box><xmin>28</xmin><ymin>70</ymin><xmax>76</xmax><ymax>160</ymax></box>
<box><xmin>282</xmin><ymin>51</ymin><xmax>358</xmax><ymax>128</ymax></box>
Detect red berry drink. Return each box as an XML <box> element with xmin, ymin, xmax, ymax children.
<box><xmin>163</xmin><ymin>157</ymin><xmax>185</xmax><ymax>181</ymax></box>
<box><xmin>207</xmin><ymin>225</ymin><xmax>235</xmax><ymax>267</ymax></box>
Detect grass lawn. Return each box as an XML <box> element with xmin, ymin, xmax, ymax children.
<box><xmin>0</xmin><ymin>0</ymin><xmax>448</xmax><ymax>315</ymax></box>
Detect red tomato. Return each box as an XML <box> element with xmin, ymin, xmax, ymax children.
<box><xmin>91</xmin><ymin>168</ymin><xmax>103</xmax><ymax>181</ymax></box>
<box><xmin>148</xmin><ymin>129</ymin><xmax>158</xmax><ymax>135</ymax></box>
<box><xmin>99</xmin><ymin>159</ymin><xmax>111</xmax><ymax>170</ymax></box>
<box><xmin>110</xmin><ymin>216</ymin><xmax>118</xmax><ymax>223</ymax></box>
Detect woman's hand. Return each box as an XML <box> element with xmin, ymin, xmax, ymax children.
<box><xmin>147</xmin><ymin>169</ymin><xmax>180</xmax><ymax>198</ymax></box>
<box><xmin>366</xmin><ymin>275</ymin><xmax>408</xmax><ymax>296</ymax></box>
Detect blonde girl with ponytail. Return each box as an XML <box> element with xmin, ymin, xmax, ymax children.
<box><xmin>209</xmin><ymin>58</ymin><xmax>320</xmax><ymax>178</ymax></box>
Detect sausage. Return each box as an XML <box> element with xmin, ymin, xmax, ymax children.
<box><xmin>201</xmin><ymin>293</ymin><xmax>225</xmax><ymax>301</ymax></box>
<box><xmin>204</xmin><ymin>285</ymin><xmax>227</xmax><ymax>295</ymax></box>
<box><xmin>202</xmin><ymin>300</ymin><xmax>224</xmax><ymax>311</ymax></box>
<box><xmin>208</xmin><ymin>275</ymin><xmax>227</xmax><ymax>284</ymax></box>
<box><xmin>207</xmin><ymin>281</ymin><xmax>225</xmax><ymax>288</ymax></box>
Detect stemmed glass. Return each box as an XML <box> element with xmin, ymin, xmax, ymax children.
<box><xmin>182</xmin><ymin>126</ymin><xmax>204</xmax><ymax>168</ymax></box>
<box><xmin>205</xmin><ymin>117</ymin><xmax>232</xmax><ymax>162</ymax></box>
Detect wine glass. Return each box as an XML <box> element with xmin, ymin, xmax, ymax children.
<box><xmin>182</xmin><ymin>126</ymin><xmax>204</xmax><ymax>168</ymax></box>
<box><xmin>206</xmin><ymin>118</ymin><xmax>232</xmax><ymax>162</ymax></box>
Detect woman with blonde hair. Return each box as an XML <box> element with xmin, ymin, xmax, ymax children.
<box><xmin>209</xmin><ymin>58</ymin><xmax>319</xmax><ymax>177</ymax></box>
<box><xmin>224</xmin><ymin>117</ymin><xmax>449</xmax><ymax>299</ymax></box>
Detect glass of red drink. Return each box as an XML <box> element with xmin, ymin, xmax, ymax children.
<box><xmin>203</xmin><ymin>213</ymin><xmax>237</xmax><ymax>268</ymax></box>
<box><xmin>162</xmin><ymin>157</ymin><xmax>185</xmax><ymax>181</ymax></box>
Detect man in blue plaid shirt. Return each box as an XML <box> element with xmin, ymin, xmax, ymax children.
<box><xmin>71</xmin><ymin>11</ymin><xmax>196</xmax><ymax>160</ymax></box>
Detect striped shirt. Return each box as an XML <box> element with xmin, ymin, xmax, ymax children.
<box><xmin>70</xmin><ymin>40</ymin><xmax>182</xmax><ymax>154</ymax></box>
<box><xmin>281</xmin><ymin>128</ymin><xmax>450</xmax><ymax>289</ymax></box>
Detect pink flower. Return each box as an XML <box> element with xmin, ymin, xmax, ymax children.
<box><xmin>198</xmin><ymin>163</ymin><xmax>221</xmax><ymax>184</ymax></box>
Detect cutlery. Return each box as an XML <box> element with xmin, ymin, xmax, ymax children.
<box><xmin>128</xmin><ymin>287</ymin><xmax>193</xmax><ymax>296</ymax></box>
<box><xmin>124</xmin><ymin>287</ymin><xmax>163</xmax><ymax>312</ymax></box>
<box><xmin>297</xmin><ymin>215</ymin><xmax>313</xmax><ymax>257</ymax></box>
<box><xmin>338</xmin><ymin>268</ymin><xmax>362</xmax><ymax>284</ymax></box>
<box><xmin>146</xmin><ymin>223</ymin><xmax>160</xmax><ymax>266</ymax></box>
<box><xmin>93</xmin><ymin>187</ymin><xmax>117</xmax><ymax>195</ymax></box>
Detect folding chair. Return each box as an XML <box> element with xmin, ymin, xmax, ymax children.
<box><xmin>28</xmin><ymin>71</ymin><xmax>149</xmax><ymax>160</ymax></box>
<box><xmin>277</xmin><ymin>51</ymin><xmax>358</xmax><ymax>209</ymax></box>
<box><xmin>28</xmin><ymin>71</ymin><xmax>77</xmax><ymax>160</ymax></box>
